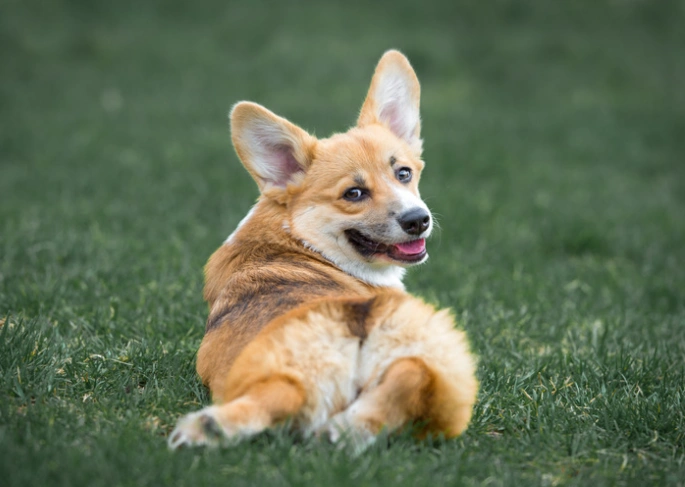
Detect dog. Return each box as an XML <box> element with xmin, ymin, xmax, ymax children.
<box><xmin>168</xmin><ymin>50</ymin><xmax>478</xmax><ymax>452</ymax></box>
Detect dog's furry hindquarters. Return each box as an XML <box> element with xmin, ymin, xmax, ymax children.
<box><xmin>327</xmin><ymin>293</ymin><xmax>478</xmax><ymax>443</ymax></box>
<box><xmin>169</xmin><ymin>292</ymin><xmax>477</xmax><ymax>450</ymax></box>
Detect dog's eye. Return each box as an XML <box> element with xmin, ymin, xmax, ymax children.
<box><xmin>396</xmin><ymin>167</ymin><xmax>412</xmax><ymax>183</ymax></box>
<box><xmin>343</xmin><ymin>188</ymin><xmax>368</xmax><ymax>202</ymax></box>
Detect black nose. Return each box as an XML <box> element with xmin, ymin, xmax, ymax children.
<box><xmin>397</xmin><ymin>208</ymin><xmax>431</xmax><ymax>236</ymax></box>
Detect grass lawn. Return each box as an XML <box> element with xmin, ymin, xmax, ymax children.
<box><xmin>1</xmin><ymin>0</ymin><xmax>684</xmax><ymax>485</ymax></box>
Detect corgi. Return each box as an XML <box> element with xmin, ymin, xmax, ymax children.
<box><xmin>168</xmin><ymin>50</ymin><xmax>478</xmax><ymax>452</ymax></box>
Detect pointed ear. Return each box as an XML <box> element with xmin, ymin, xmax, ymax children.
<box><xmin>230</xmin><ymin>102</ymin><xmax>316</xmax><ymax>195</ymax></box>
<box><xmin>357</xmin><ymin>50</ymin><xmax>422</xmax><ymax>153</ymax></box>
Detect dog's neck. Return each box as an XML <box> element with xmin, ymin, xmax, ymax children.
<box><xmin>225</xmin><ymin>199</ymin><xmax>406</xmax><ymax>290</ymax></box>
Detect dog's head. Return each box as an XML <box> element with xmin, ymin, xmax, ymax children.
<box><xmin>230</xmin><ymin>51</ymin><xmax>432</xmax><ymax>287</ymax></box>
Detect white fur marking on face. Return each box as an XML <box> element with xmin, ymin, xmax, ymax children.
<box><xmin>392</xmin><ymin>183</ymin><xmax>428</xmax><ymax>213</ymax></box>
<box><xmin>224</xmin><ymin>204</ymin><xmax>257</xmax><ymax>243</ymax></box>
<box><xmin>385</xmin><ymin>177</ymin><xmax>432</xmax><ymax>237</ymax></box>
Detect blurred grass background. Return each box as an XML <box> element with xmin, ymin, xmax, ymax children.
<box><xmin>1</xmin><ymin>0</ymin><xmax>684</xmax><ymax>485</ymax></box>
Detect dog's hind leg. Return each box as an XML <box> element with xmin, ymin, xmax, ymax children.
<box><xmin>170</xmin><ymin>300</ymin><xmax>365</xmax><ymax>449</ymax></box>
<box><xmin>326</xmin><ymin>356</ymin><xmax>434</xmax><ymax>453</ymax></box>
<box><xmin>168</xmin><ymin>374</ymin><xmax>305</xmax><ymax>449</ymax></box>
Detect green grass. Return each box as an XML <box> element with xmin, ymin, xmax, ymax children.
<box><xmin>1</xmin><ymin>0</ymin><xmax>684</xmax><ymax>485</ymax></box>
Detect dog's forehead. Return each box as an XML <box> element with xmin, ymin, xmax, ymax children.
<box><xmin>316</xmin><ymin>126</ymin><xmax>416</xmax><ymax>169</ymax></box>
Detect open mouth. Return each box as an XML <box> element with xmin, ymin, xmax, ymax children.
<box><xmin>345</xmin><ymin>229</ymin><xmax>427</xmax><ymax>263</ymax></box>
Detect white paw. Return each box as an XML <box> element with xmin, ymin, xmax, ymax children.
<box><xmin>324</xmin><ymin>412</ymin><xmax>377</xmax><ymax>456</ymax></box>
<box><xmin>324</xmin><ymin>412</ymin><xmax>348</xmax><ymax>444</ymax></box>
<box><xmin>167</xmin><ymin>406</ymin><xmax>229</xmax><ymax>450</ymax></box>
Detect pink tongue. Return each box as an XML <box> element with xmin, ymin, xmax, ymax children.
<box><xmin>394</xmin><ymin>239</ymin><xmax>426</xmax><ymax>255</ymax></box>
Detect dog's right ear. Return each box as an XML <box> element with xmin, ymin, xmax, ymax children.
<box><xmin>230</xmin><ymin>102</ymin><xmax>316</xmax><ymax>197</ymax></box>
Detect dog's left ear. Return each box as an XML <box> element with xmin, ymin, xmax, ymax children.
<box><xmin>230</xmin><ymin>102</ymin><xmax>317</xmax><ymax>200</ymax></box>
<box><xmin>357</xmin><ymin>50</ymin><xmax>422</xmax><ymax>153</ymax></box>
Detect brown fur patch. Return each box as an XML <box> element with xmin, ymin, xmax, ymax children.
<box><xmin>339</xmin><ymin>297</ymin><xmax>377</xmax><ymax>341</ymax></box>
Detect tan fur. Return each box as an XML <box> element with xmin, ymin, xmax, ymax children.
<box><xmin>169</xmin><ymin>51</ymin><xmax>478</xmax><ymax>452</ymax></box>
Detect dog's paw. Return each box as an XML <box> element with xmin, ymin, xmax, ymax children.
<box><xmin>168</xmin><ymin>406</ymin><xmax>231</xmax><ymax>450</ymax></box>
<box><xmin>324</xmin><ymin>412</ymin><xmax>377</xmax><ymax>456</ymax></box>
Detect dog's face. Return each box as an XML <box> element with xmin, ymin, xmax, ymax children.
<box><xmin>290</xmin><ymin>125</ymin><xmax>431</xmax><ymax>266</ymax></box>
<box><xmin>230</xmin><ymin>51</ymin><xmax>432</xmax><ymax>287</ymax></box>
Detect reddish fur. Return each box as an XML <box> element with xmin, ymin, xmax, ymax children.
<box><xmin>217</xmin><ymin>374</ymin><xmax>306</xmax><ymax>426</ymax></box>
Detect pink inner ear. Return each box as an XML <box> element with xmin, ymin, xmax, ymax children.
<box><xmin>268</xmin><ymin>143</ymin><xmax>303</xmax><ymax>187</ymax></box>
<box><xmin>379</xmin><ymin>104</ymin><xmax>411</xmax><ymax>141</ymax></box>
